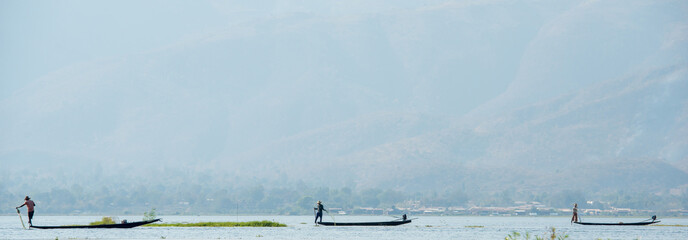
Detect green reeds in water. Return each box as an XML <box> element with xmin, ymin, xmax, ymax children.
<box><xmin>149</xmin><ymin>220</ymin><xmax>286</xmax><ymax>227</ymax></box>
<box><xmin>654</xmin><ymin>224</ymin><xmax>688</xmax><ymax>227</ymax></box>
<box><xmin>505</xmin><ymin>227</ymin><xmax>569</xmax><ymax>240</ymax></box>
<box><xmin>89</xmin><ymin>217</ymin><xmax>116</xmax><ymax>225</ymax></box>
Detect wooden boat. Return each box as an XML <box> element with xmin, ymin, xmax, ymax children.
<box><xmin>574</xmin><ymin>220</ymin><xmax>660</xmax><ymax>226</ymax></box>
<box><xmin>30</xmin><ymin>219</ymin><xmax>161</xmax><ymax>229</ymax></box>
<box><xmin>317</xmin><ymin>219</ymin><xmax>412</xmax><ymax>226</ymax></box>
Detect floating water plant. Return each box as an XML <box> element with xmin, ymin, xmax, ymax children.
<box><xmin>149</xmin><ymin>220</ymin><xmax>286</xmax><ymax>227</ymax></box>
<box><xmin>654</xmin><ymin>224</ymin><xmax>688</xmax><ymax>227</ymax></box>
<box><xmin>505</xmin><ymin>227</ymin><xmax>569</xmax><ymax>240</ymax></box>
<box><xmin>143</xmin><ymin>208</ymin><xmax>157</xmax><ymax>221</ymax></box>
<box><xmin>89</xmin><ymin>217</ymin><xmax>116</xmax><ymax>225</ymax></box>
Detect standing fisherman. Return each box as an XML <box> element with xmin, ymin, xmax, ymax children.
<box><xmin>314</xmin><ymin>200</ymin><xmax>328</xmax><ymax>223</ymax></box>
<box><xmin>571</xmin><ymin>203</ymin><xmax>579</xmax><ymax>223</ymax></box>
<box><xmin>17</xmin><ymin>196</ymin><xmax>36</xmax><ymax>226</ymax></box>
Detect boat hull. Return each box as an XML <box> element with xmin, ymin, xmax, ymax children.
<box><xmin>317</xmin><ymin>219</ymin><xmax>411</xmax><ymax>226</ymax></box>
<box><xmin>574</xmin><ymin>220</ymin><xmax>660</xmax><ymax>226</ymax></box>
<box><xmin>30</xmin><ymin>219</ymin><xmax>161</xmax><ymax>229</ymax></box>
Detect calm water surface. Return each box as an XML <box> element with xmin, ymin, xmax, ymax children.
<box><xmin>1</xmin><ymin>215</ymin><xmax>686</xmax><ymax>239</ymax></box>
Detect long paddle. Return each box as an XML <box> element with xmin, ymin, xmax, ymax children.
<box><xmin>326</xmin><ymin>210</ymin><xmax>336</xmax><ymax>226</ymax></box>
<box><xmin>16</xmin><ymin>208</ymin><xmax>26</xmax><ymax>229</ymax></box>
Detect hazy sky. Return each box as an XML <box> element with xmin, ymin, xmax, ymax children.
<box><xmin>1</xmin><ymin>0</ymin><xmax>227</xmax><ymax>96</ymax></box>
<box><xmin>0</xmin><ymin>0</ymin><xmax>453</xmax><ymax>97</ymax></box>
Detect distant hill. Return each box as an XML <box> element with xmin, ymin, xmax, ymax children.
<box><xmin>1</xmin><ymin>0</ymin><xmax>687</xmax><ymax>197</ymax></box>
<box><xmin>226</xmin><ymin>65</ymin><xmax>688</xmax><ymax>193</ymax></box>
<box><xmin>214</xmin><ymin>0</ymin><xmax>688</xmax><ymax>193</ymax></box>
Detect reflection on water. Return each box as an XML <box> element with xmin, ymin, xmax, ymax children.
<box><xmin>1</xmin><ymin>215</ymin><xmax>687</xmax><ymax>239</ymax></box>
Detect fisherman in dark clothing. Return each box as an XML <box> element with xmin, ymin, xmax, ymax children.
<box><xmin>314</xmin><ymin>200</ymin><xmax>328</xmax><ymax>223</ymax></box>
<box><xmin>571</xmin><ymin>203</ymin><xmax>579</xmax><ymax>223</ymax></box>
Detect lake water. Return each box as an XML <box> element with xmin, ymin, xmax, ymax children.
<box><xmin>1</xmin><ymin>215</ymin><xmax>687</xmax><ymax>239</ymax></box>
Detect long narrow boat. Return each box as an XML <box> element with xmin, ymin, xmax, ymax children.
<box><xmin>30</xmin><ymin>219</ymin><xmax>161</xmax><ymax>229</ymax></box>
<box><xmin>317</xmin><ymin>219</ymin><xmax>412</xmax><ymax>226</ymax></box>
<box><xmin>574</xmin><ymin>220</ymin><xmax>660</xmax><ymax>226</ymax></box>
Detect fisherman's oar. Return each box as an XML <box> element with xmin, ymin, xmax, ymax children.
<box><xmin>16</xmin><ymin>208</ymin><xmax>26</xmax><ymax>229</ymax></box>
<box><xmin>326</xmin><ymin>210</ymin><xmax>336</xmax><ymax>226</ymax></box>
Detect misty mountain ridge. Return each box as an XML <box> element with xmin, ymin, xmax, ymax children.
<box><xmin>2</xmin><ymin>0</ymin><xmax>687</xmax><ymax>200</ymax></box>
<box><xmin>229</xmin><ymin>65</ymin><xmax>688</xmax><ymax>193</ymax></box>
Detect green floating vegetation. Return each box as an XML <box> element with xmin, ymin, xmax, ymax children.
<box><xmin>654</xmin><ymin>224</ymin><xmax>688</xmax><ymax>227</ymax></box>
<box><xmin>143</xmin><ymin>208</ymin><xmax>157</xmax><ymax>221</ymax></box>
<box><xmin>505</xmin><ymin>227</ymin><xmax>569</xmax><ymax>240</ymax></box>
<box><xmin>149</xmin><ymin>220</ymin><xmax>286</xmax><ymax>227</ymax></box>
<box><xmin>465</xmin><ymin>225</ymin><xmax>484</xmax><ymax>228</ymax></box>
<box><xmin>89</xmin><ymin>217</ymin><xmax>116</xmax><ymax>225</ymax></box>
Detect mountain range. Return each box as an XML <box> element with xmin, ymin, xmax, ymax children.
<box><xmin>1</xmin><ymin>0</ymin><xmax>687</xmax><ymax>197</ymax></box>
